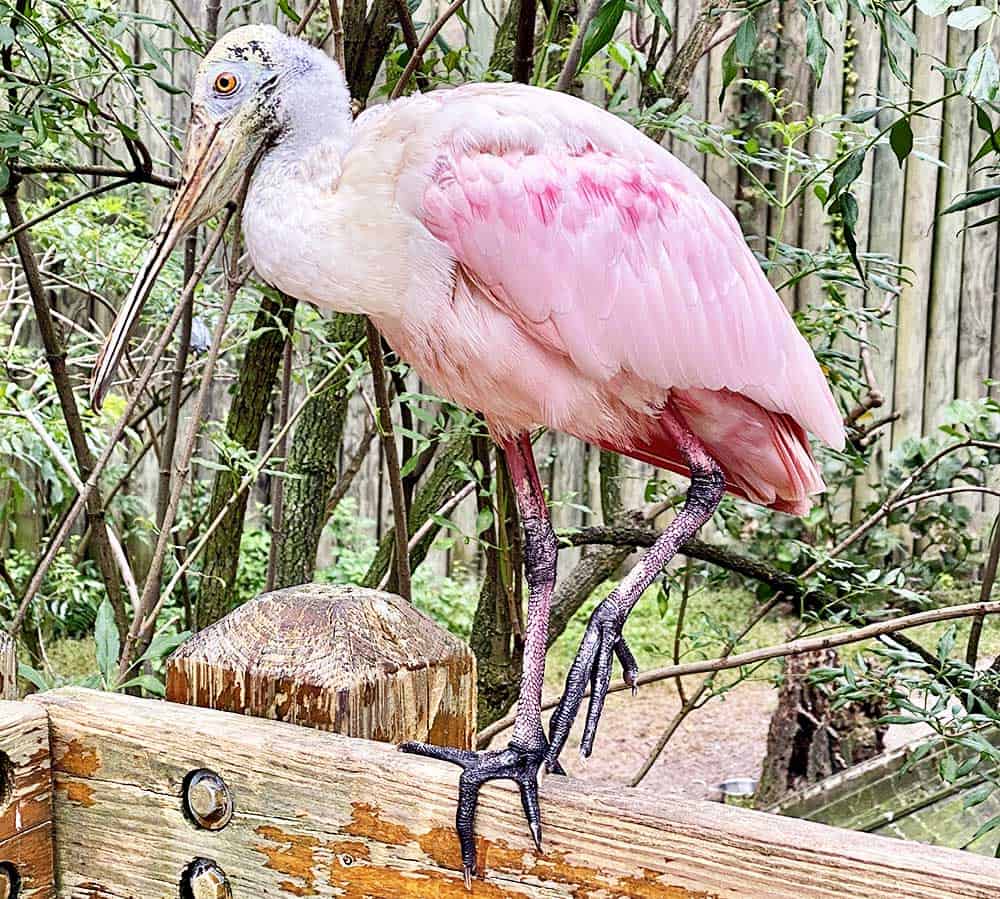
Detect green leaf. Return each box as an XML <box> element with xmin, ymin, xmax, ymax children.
<box><xmin>884</xmin><ymin>7</ymin><xmax>920</xmax><ymax>50</ymax></box>
<box><xmin>937</xmin><ymin>624</ymin><xmax>957</xmax><ymax>660</ymax></box>
<box><xmin>941</xmin><ymin>185</ymin><xmax>1000</xmax><ymax>214</ymax></box>
<box><xmin>798</xmin><ymin>0</ymin><xmax>829</xmax><ymax>82</ymax></box>
<box><xmin>153</xmin><ymin>78</ymin><xmax>185</xmax><ymax>95</ymax></box>
<box><xmin>138</xmin><ymin>630</ymin><xmax>191</xmax><ymax>664</ymax></box>
<box><xmin>94</xmin><ymin>598</ymin><xmax>120</xmax><ymax>687</ymax></box>
<box><xmin>829</xmin><ymin>150</ymin><xmax>865</xmax><ymax>201</ymax></box>
<box><xmin>940</xmin><ymin>753</ymin><xmax>959</xmax><ymax>784</ymax></box>
<box><xmin>643</xmin><ymin>0</ymin><xmax>672</xmax><ymax>37</ymax></box>
<box><xmin>970</xmin><ymin>813</ymin><xmax>1000</xmax><ymax>843</ymax></box>
<box><xmin>17</xmin><ymin>662</ymin><xmax>50</xmax><ymax>692</ymax></box>
<box><xmin>118</xmin><ymin>675</ymin><xmax>165</xmax><ymax>697</ymax></box>
<box><xmin>890</xmin><ymin>117</ymin><xmax>913</xmax><ymax>166</ymax></box>
<box><xmin>475</xmin><ymin>506</ymin><xmax>494</xmax><ymax>535</ymax></box>
<box><xmin>963</xmin><ymin>45</ymin><xmax>1000</xmax><ymax>101</ymax></box>
<box><xmin>578</xmin><ymin>0</ymin><xmax>628</xmax><ymax>74</ymax></box>
<box><xmin>719</xmin><ymin>39</ymin><xmax>739</xmax><ymax>107</ymax></box>
<box><xmin>948</xmin><ymin>5</ymin><xmax>992</xmax><ymax>28</ymax></box>
<box><xmin>846</xmin><ymin>107</ymin><xmax>879</xmax><ymax>122</ymax></box>
<box><xmin>734</xmin><ymin>15</ymin><xmax>757</xmax><ymax>66</ymax></box>
<box><xmin>277</xmin><ymin>0</ymin><xmax>302</xmax><ymax>22</ymax></box>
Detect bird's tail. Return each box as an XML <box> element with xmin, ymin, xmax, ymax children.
<box><xmin>601</xmin><ymin>388</ymin><xmax>826</xmax><ymax>516</ymax></box>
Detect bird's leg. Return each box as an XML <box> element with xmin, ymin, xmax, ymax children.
<box><xmin>401</xmin><ymin>432</ymin><xmax>562</xmax><ymax>887</ymax></box>
<box><xmin>545</xmin><ymin>406</ymin><xmax>725</xmax><ymax>766</ymax></box>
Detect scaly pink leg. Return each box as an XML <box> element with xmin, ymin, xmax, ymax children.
<box><xmin>545</xmin><ymin>405</ymin><xmax>725</xmax><ymax>765</ymax></box>
<box><xmin>401</xmin><ymin>432</ymin><xmax>564</xmax><ymax>887</ymax></box>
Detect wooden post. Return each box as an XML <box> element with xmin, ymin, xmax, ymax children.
<box><xmin>0</xmin><ymin>633</ymin><xmax>15</xmax><ymax>701</ymax></box>
<box><xmin>31</xmin><ymin>687</ymin><xmax>1000</xmax><ymax>898</ymax></box>
<box><xmin>166</xmin><ymin>583</ymin><xmax>476</xmax><ymax>749</ymax></box>
<box><xmin>0</xmin><ymin>702</ymin><xmax>54</xmax><ymax>898</ymax></box>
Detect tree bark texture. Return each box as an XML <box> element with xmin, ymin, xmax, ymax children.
<box><xmin>755</xmin><ymin>649</ymin><xmax>888</xmax><ymax>808</ymax></box>
<box><xmin>195</xmin><ymin>294</ymin><xmax>296</xmax><ymax>629</ymax></box>
<box><xmin>274</xmin><ymin>313</ymin><xmax>366</xmax><ymax>589</ymax></box>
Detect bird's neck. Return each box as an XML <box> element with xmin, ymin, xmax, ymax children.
<box><xmin>243</xmin><ymin>119</ymin><xmax>420</xmax><ymax>320</ymax></box>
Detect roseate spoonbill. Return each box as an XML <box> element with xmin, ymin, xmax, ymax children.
<box><xmin>91</xmin><ymin>24</ymin><xmax>845</xmax><ymax>885</ymax></box>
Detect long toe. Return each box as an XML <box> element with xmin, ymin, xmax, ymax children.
<box><xmin>399</xmin><ymin>740</ymin><xmax>551</xmax><ymax>889</ymax></box>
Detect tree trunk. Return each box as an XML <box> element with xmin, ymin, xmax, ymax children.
<box><xmin>755</xmin><ymin>649</ymin><xmax>888</xmax><ymax>808</ymax></box>
<box><xmin>274</xmin><ymin>313</ymin><xmax>366</xmax><ymax>589</ymax></box>
<box><xmin>195</xmin><ymin>294</ymin><xmax>296</xmax><ymax>629</ymax></box>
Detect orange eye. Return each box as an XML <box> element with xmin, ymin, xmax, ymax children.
<box><xmin>214</xmin><ymin>72</ymin><xmax>239</xmax><ymax>95</ymax></box>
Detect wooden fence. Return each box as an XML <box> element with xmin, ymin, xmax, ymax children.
<box><xmin>2</xmin><ymin>583</ymin><xmax>999</xmax><ymax>897</ymax></box>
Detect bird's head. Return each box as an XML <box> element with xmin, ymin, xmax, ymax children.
<box><xmin>90</xmin><ymin>24</ymin><xmax>348</xmax><ymax>408</ymax></box>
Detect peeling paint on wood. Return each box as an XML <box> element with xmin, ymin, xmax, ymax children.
<box><xmin>166</xmin><ymin>584</ymin><xmax>476</xmax><ymax>749</ymax></box>
<box><xmin>30</xmin><ymin>688</ymin><xmax>1000</xmax><ymax>898</ymax></box>
<box><xmin>0</xmin><ymin>702</ymin><xmax>55</xmax><ymax>898</ymax></box>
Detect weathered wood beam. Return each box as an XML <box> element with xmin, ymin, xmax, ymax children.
<box><xmin>0</xmin><ymin>702</ymin><xmax>54</xmax><ymax>898</ymax></box>
<box><xmin>31</xmin><ymin>687</ymin><xmax>1000</xmax><ymax>898</ymax></box>
<box><xmin>166</xmin><ymin>584</ymin><xmax>476</xmax><ymax>749</ymax></box>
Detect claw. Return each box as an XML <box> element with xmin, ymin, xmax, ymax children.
<box><xmin>400</xmin><ymin>739</ymin><xmax>551</xmax><ymax>886</ymax></box>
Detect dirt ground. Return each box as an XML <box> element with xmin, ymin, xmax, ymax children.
<box><xmin>551</xmin><ymin>678</ymin><xmax>918</xmax><ymax>801</ymax></box>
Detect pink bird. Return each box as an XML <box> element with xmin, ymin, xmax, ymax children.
<box><xmin>92</xmin><ymin>25</ymin><xmax>845</xmax><ymax>885</ymax></box>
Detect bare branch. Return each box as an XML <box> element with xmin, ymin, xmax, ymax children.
<box><xmin>476</xmin><ymin>599</ymin><xmax>1000</xmax><ymax>747</ymax></box>
<box><xmin>367</xmin><ymin>321</ymin><xmax>412</xmax><ymax>601</ymax></box>
<box><xmin>390</xmin><ymin>0</ymin><xmax>467</xmax><ymax>100</ymax></box>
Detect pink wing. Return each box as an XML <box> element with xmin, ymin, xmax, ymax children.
<box><xmin>417</xmin><ymin>85</ymin><xmax>844</xmax><ymax>454</ymax></box>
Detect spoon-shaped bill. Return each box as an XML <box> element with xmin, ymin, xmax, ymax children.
<box><xmin>90</xmin><ymin>120</ymin><xmax>226</xmax><ymax>410</ymax></box>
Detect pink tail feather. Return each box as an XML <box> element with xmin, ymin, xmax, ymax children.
<box><xmin>600</xmin><ymin>388</ymin><xmax>826</xmax><ymax>516</ymax></box>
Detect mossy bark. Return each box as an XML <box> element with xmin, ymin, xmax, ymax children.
<box><xmin>195</xmin><ymin>294</ymin><xmax>296</xmax><ymax>629</ymax></box>
<box><xmin>274</xmin><ymin>314</ymin><xmax>366</xmax><ymax>589</ymax></box>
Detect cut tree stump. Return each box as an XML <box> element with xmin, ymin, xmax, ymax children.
<box><xmin>0</xmin><ymin>701</ymin><xmax>55</xmax><ymax>898</ymax></box>
<box><xmin>166</xmin><ymin>583</ymin><xmax>476</xmax><ymax>748</ymax></box>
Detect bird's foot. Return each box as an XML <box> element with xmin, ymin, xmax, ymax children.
<box><xmin>399</xmin><ymin>738</ymin><xmax>565</xmax><ymax>888</ymax></box>
<box><xmin>546</xmin><ymin>599</ymin><xmax>640</xmax><ymax>765</ymax></box>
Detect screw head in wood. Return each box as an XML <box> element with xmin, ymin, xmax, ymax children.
<box><xmin>183</xmin><ymin>769</ymin><xmax>234</xmax><ymax>831</ymax></box>
<box><xmin>180</xmin><ymin>858</ymin><xmax>232</xmax><ymax>899</ymax></box>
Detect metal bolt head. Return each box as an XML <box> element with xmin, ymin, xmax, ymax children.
<box><xmin>183</xmin><ymin>769</ymin><xmax>234</xmax><ymax>831</ymax></box>
<box><xmin>181</xmin><ymin>858</ymin><xmax>232</xmax><ymax>899</ymax></box>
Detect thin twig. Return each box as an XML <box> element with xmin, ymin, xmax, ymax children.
<box><xmin>328</xmin><ymin>0</ymin><xmax>346</xmax><ymax>68</ymax></box>
<box><xmin>555</xmin><ymin>0</ymin><xmax>602</xmax><ymax>92</ymax></box>
<box><xmin>367</xmin><ymin>320</ymin><xmax>412</xmax><ymax>601</ymax></box>
<box><xmin>265</xmin><ymin>334</ymin><xmax>295</xmax><ymax>592</ymax></box>
<box><xmin>0</xmin><ymin>178</ymin><xmax>129</xmax><ymax>246</ymax></box>
<box><xmin>476</xmin><ymin>599</ymin><xmax>1000</xmax><ymax>747</ymax></box>
<box><xmin>630</xmin><ymin>594</ymin><xmax>782</xmax><ymax>785</ymax></box>
<box><xmin>118</xmin><ymin>215</ymin><xmax>246</xmax><ymax>675</ymax></box>
<box><xmin>967</xmin><ymin>515</ymin><xmax>1000</xmax><ymax>667</ymax></box>
<box><xmin>143</xmin><ymin>339</ymin><xmax>365</xmax><ymax>633</ymax></box>
<box><xmin>7</xmin><ymin>208</ymin><xmax>234</xmax><ymax>636</ymax></box>
<box><xmin>326</xmin><ymin>418</ymin><xmax>378</xmax><ymax>517</ymax></box>
<box><xmin>389</xmin><ymin>0</ymin><xmax>467</xmax><ymax>100</ymax></box>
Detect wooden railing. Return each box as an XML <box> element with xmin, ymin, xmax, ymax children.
<box><xmin>2</xmin><ymin>585</ymin><xmax>999</xmax><ymax>897</ymax></box>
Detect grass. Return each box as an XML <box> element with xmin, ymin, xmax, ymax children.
<box><xmin>546</xmin><ymin>582</ymin><xmax>792</xmax><ymax>690</ymax></box>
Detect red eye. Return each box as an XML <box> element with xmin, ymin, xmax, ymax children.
<box><xmin>214</xmin><ymin>72</ymin><xmax>239</xmax><ymax>95</ymax></box>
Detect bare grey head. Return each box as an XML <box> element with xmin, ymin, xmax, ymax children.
<box><xmin>90</xmin><ymin>25</ymin><xmax>349</xmax><ymax>408</ymax></box>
